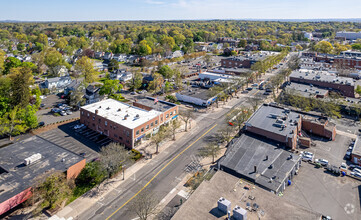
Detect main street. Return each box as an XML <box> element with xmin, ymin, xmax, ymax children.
<box><xmin>76</xmin><ymin>53</ymin><xmax>296</xmax><ymax>220</ymax></box>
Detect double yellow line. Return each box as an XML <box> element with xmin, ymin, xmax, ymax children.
<box><xmin>106</xmin><ymin>123</ymin><xmax>218</xmax><ymax>220</ymax></box>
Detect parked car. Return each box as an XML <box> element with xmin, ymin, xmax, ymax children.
<box><xmin>74</xmin><ymin>124</ymin><xmax>85</xmax><ymax>130</ymax></box>
<box><xmin>340</xmin><ymin>162</ymin><xmax>347</xmax><ymax>172</ymax></box>
<box><xmin>263</xmin><ymin>92</ymin><xmax>271</xmax><ymax>96</ymax></box>
<box><xmin>350</xmin><ymin>172</ymin><xmax>361</xmax><ymax>178</ymax></box>
<box><xmin>246</xmin><ymin>87</ymin><xmax>253</xmax><ymax>91</ymax></box>
<box><xmin>130</xmin><ymin>92</ymin><xmax>136</xmax><ymax>95</ymax></box>
<box><xmin>352</xmin><ymin>168</ymin><xmax>361</xmax><ymax>174</ymax></box>
<box><xmin>66</xmin><ymin>110</ymin><xmax>73</xmax><ymax>115</ymax></box>
<box><xmin>315</xmin><ymin>159</ymin><xmax>329</xmax><ymax>166</ymax></box>
<box><xmin>265</xmin><ymin>88</ymin><xmax>272</xmax><ymax>93</ymax></box>
<box><xmin>60</xmin><ymin>111</ymin><xmax>67</xmax><ymax>116</ymax></box>
<box><xmin>302</xmin><ymin>154</ymin><xmax>313</xmax><ymax>162</ymax></box>
<box><xmin>38</xmin><ymin>121</ymin><xmax>45</xmax><ymax>127</ymax></box>
<box><xmin>241</xmin><ymin>90</ymin><xmax>249</xmax><ymax>94</ymax></box>
<box><xmin>326</xmin><ymin>165</ymin><xmax>340</xmax><ymax>175</ymax></box>
<box><xmin>51</xmin><ymin>108</ymin><xmax>61</xmax><ymax>113</ymax></box>
<box><xmin>40</xmin><ymin>103</ymin><xmax>46</xmax><ymax>108</ymax></box>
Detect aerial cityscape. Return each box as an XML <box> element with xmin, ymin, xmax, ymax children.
<box><xmin>1</xmin><ymin>1</ymin><xmax>361</xmax><ymax>220</ymax></box>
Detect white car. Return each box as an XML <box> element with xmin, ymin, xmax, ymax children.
<box><xmin>340</xmin><ymin>163</ymin><xmax>347</xmax><ymax>170</ymax></box>
<box><xmin>315</xmin><ymin>159</ymin><xmax>329</xmax><ymax>166</ymax></box>
<box><xmin>351</xmin><ymin>172</ymin><xmax>361</xmax><ymax>178</ymax></box>
<box><xmin>60</xmin><ymin>111</ymin><xmax>67</xmax><ymax>116</ymax></box>
<box><xmin>302</xmin><ymin>154</ymin><xmax>313</xmax><ymax>162</ymax></box>
<box><xmin>353</xmin><ymin>168</ymin><xmax>361</xmax><ymax>174</ymax></box>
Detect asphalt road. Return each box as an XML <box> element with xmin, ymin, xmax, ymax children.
<box><xmin>77</xmin><ymin>54</ymin><xmax>296</xmax><ymax>220</ymax></box>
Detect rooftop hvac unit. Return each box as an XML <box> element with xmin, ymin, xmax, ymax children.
<box><xmin>233</xmin><ymin>206</ymin><xmax>247</xmax><ymax>220</ymax></box>
<box><xmin>24</xmin><ymin>153</ymin><xmax>42</xmax><ymax>166</ymax></box>
<box><xmin>217</xmin><ymin>197</ymin><xmax>231</xmax><ymax>214</ymax></box>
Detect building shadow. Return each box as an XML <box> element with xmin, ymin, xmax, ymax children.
<box><xmin>209</xmin><ymin>207</ymin><xmax>226</xmax><ymax>218</ymax></box>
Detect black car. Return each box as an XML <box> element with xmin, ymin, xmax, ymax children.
<box><xmin>265</xmin><ymin>88</ymin><xmax>272</xmax><ymax>93</ymax></box>
<box><xmin>38</xmin><ymin>122</ymin><xmax>45</xmax><ymax>127</ymax></box>
<box><xmin>263</xmin><ymin>92</ymin><xmax>270</xmax><ymax>96</ymax></box>
<box><xmin>246</xmin><ymin>87</ymin><xmax>253</xmax><ymax>91</ymax></box>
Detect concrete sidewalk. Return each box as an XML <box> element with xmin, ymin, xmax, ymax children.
<box><xmin>55</xmin><ymin>120</ymin><xmax>198</xmax><ymax>219</ymax></box>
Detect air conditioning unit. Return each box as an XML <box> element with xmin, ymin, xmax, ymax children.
<box><xmin>24</xmin><ymin>153</ymin><xmax>42</xmax><ymax>166</ymax></box>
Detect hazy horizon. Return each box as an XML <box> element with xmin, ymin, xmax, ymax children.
<box><xmin>1</xmin><ymin>0</ymin><xmax>361</xmax><ymax>22</ymax></box>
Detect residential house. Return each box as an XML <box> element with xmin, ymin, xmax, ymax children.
<box><xmin>84</xmin><ymin>85</ymin><xmax>101</xmax><ymax>104</ymax></box>
<box><xmin>42</xmin><ymin>76</ymin><xmax>73</xmax><ymax>92</ymax></box>
<box><xmin>110</xmin><ymin>69</ymin><xmax>133</xmax><ymax>82</ymax></box>
<box><xmin>104</xmin><ymin>52</ymin><xmax>113</xmax><ymax>60</ymax></box>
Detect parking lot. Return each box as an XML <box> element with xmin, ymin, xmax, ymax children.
<box><xmin>299</xmin><ymin>132</ymin><xmax>353</xmax><ymax>167</ymax></box>
<box><xmin>37</xmin><ymin>94</ymin><xmax>80</xmax><ymax>125</ymax></box>
<box><xmin>36</xmin><ymin>121</ymin><xmax>115</xmax><ymax>161</ymax></box>
<box><xmin>283</xmin><ymin>162</ymin><xmax>361</xmax><ymax>220</ymax></box>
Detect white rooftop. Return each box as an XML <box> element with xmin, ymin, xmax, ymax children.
<box><xmin>81</xmin><ymin>99</ymin><xmax>161</xmax><ymax>129</ymax></box>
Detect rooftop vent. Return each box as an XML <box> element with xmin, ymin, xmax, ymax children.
<box><xmin>106</xmin><ymin>107</ymin><xmax>110</xmax><ymax>110</ymax></box>
<box><xmin>24</xmin><ymin>153</ymin><xmax>42</xmax><ymax>166</ymax></box>
<box><xmin>99</xmin><ymin>106</ymin><xmax>101</xmax><ymax>108</ymax></box>
<box><xmin>118</xmin><ymin>108</ymin><xmax>121</xmax><ymax>112</ymax></box>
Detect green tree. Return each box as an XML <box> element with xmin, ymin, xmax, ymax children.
<box><xmin>149</xmin><ymin>73</ymin><xmax>164</xmax><ymax>93</ymax></box>
<box><xmin>3</xmin><ymin>57</ymin><xmax>22</xmax><ymax>75</ymax></box>
<box><xmin>55</xmin><ymin>37</ymin><xmax>68</xmax><ymax>50</ymax></box>
<box><xmin>99</xmin><ymin>79</ymin><xmax>122</xmax><ymax>97</ymax></box>
<box><xmin>314</xmin><ymin>41</ymin><xmax>333</xmax><ymax>54</ymax></box>
<box><xmin>75</xmin><ymin>56</ymin><xmax>97</xmax><ymax>83</ymax></box>
<box><xmin>138</xmin><ymin>40</ymin><xmax>152</xmax><ymax>56</ymax></box>
<box><xmin>0</xmin><ymin>49</ymin><xmax>5</xmax><ymax>74</ymax></box>
<box><xmin>108</xmin><ymin>59</ymin><xmax>119</xmax><ymax>72</ymax></box>
<box><xmin>238</xmin><ymin>39</ymin><xmax>247</xmax><ymax>48</ymax></box>
<box><xmin>16</xmin><ymin>43</ymin><xmax>25</xmax><ymax>51</ymax></box>
<box><xmin>75</xmin><ymin>162</ymin><xmax>106</xmax><ymax>188</ymax></box>
<box><xmin>44</xmin><ymin>49</ymin><xmax>64</xmax><ymax>76</ymax></box>
<box><xmin>9</xmin><ymin>67</ymin><xmax>34</xmax><ymax>107</ymax></box>
<box><xmin>36</xmin><ymin>172</ymin><xmax>71</xmax><ymax>210</ymax></box>
<box><xmin>0</xmin><ymin>107</ymin><xmax>28</xmax><ymax>140</ymax></box>
<box><xmin>158</xmin><ymin>65</ymin><xmax>173</xmax><ymax>80</ymax></box>
<box><xmin>127</xmin><ymin>70</ymin><xmax>143</xmax><ymax>92</ymax></box>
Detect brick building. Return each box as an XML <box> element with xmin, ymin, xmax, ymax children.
<box><xmin>217</xmin><ymin>37</ymin><xmax>239</xmax><ymax>47</ymax></box>
<box><xmin>0</xmin><ymin>136</ymin><xmax>85</xmax><ymax>216</ymax></box>
<box><xmin>244</xmin><ymin>104</ymin><xmax>336</xmax><ymax>150</ymax></box>
<box><xmin>221</xmin><ymin>56</ymin><xmax>257</xmax><ymax>69</ymax></box>
<box><xmin>289</xmin><ymin>70</ymin><xmax>355</xmax><ymax>98</ymax></box>
<box><xmin>80</xmin><ymin>98</ymin><xmax>178</xmax><ymax>148</ymax></box>
<box><xmin>351</xmin><ymin>136</ymin><xmax>361</xmax><ymax>165</ymax></box>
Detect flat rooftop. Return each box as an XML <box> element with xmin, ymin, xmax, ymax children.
<box><xmin>81</xmin><ymin>99</ymin><xmax>161</xmax><ymax>129</ymax></box>
<box><xmin>134</xmin><ymin>97</ymin><xmax>176</xmax><ymax>112</ymax></box>
<box><xmin>246</xmin><ymin>104</ymin><xmax>300</xmax><ymax>139</ymax></box>
<box><xmin>177</xmin><ymin>87</ymin><xmax>215</xmax><ymax>101</ymax></box>
<box><xmin>285</xmin><ymin>82</ymin><xmax>329</xmax><ymax>98</ymax></box>
<box><xmin>290</xmin><ymin>70</ymin><xmax>355</xmax><ymax>86</ymax></box>
<box><xmin>172</xmin><ymin>170</ymin><xmax>321</xmax><ymax>220</ymax></box>
<box><xmin>352</xmin><ymin>135</ymin><xmax>361</xmax><ymax>157</ymax></box>
<box><xmin>0</xmin><ymin>136</ymin><xmax>84</xmax><ymax>203</ymax></box>
<box><xmin>220</xmin><ymin>133</ymin><xmax>301</xmax><ymax>192</ymax></box>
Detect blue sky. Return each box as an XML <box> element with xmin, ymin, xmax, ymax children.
<box><xmin>1</xmin><ymin>0</ymin><xmax>360</xmax><ymax>21</ymax></box>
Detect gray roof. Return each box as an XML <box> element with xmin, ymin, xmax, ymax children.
<box><xmin>0</xmin><ymin>136</ymin><xmax>84</xmax><ymax>203</ymax></box>
<box><xmin>220</xmin><ymin>133</ymin><xmax>301</xmax><ymax>192</ymax></box>
<box><xmin>290</xmin><ymin>70</ymin><xmax>355</xmax><ymax>86</ymax></box>
<box><xmin>134</xmin><ymin>97</ymin><xmax>176</xmax><ymax>112</ymax></box>
<box><xmin>177</xmin><ymin>87</ymin><xmax>216</xmax><ymax>101</ymax></box>
<box><xmin>246</xmin><ymin>105</ymin><xmax>300</xmax><ymax>139</ymax></box>
<box><xmin>352</xmin><ymin>136</ymin><xmax>361</xmax><ymax>157</ymax></box>
<box><xmin>285</xmin><ymin>82</ymin><xmax>329</xmax><ymax>98</ymax></box>
<box><xmin>47</xmin><ymin>76</ymin><xmax>71</xmax><ymax>83</ymax></box>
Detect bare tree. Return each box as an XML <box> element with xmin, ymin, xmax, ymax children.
<box><xmin>198</xmin><ymin>143</ymin><xmax>222</xmax><ymax>164</ymax></box>
<box><xmin>247</xmin><ymin>97</ymin><xmax>262</xmax><ymax>112</ymax></box>
<box><xmin>168</xmin><ymin>119</ymin><xmax>181</xmax><ymax>140</ymax></box>
<box><xmin>130</xmin><ymin>190</ymin><xmax>159</xmax><ymax>220</ymax></box>
<box><xmin>99</xmin><ymin>142</ymin><xmax>133</xmax><ymax>179</ymax></box>
<box><xmin>232</xmin><ymin>108</ymin><xmax>252</xmax><ymax>131</ymax></box>
<box><xmin>179</xmin><ymin>108</ymin><xmax>194</xmax><ymax>132</ymax></box>
<box><xmin>151</xmin><ymin>126</ymin><xmax>168</xmax><ymax>154</ymax></box>
<box><xmin>217</xmin><ymin>126</ymin><xmax>235</xmax><ymax>145</ymax></box>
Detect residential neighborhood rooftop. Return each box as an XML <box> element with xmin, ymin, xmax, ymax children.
<box><xmin>0</xmin><ymin>136</ymin><xmax>84</xmax><ymax>204</ymax></box>
<box><xmin>81</xmin><ymin>99</ymin><xmax>161</xmax><ymax>129</ymax></box>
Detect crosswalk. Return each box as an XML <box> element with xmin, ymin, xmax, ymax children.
<box><xmin>39</xmin><ymin>130</ymin><xmax>99</xmax><ymax>161</ymax></box>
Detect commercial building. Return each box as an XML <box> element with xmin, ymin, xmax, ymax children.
<box><xmin>289</xmin><ymin>70</ymin><xmax>355</xmax><ymax>97</ymax></box>
<box><xmin>245</xmin><ymin>104</ymin><xmax>301</xmax><ymax>149</ymax></box>
<box><xmin>334</xmin><ymin>51</ymin><xmax>361</xmax><ymax>70</ymax></box>
<box><xmin>285</xmin><ymin>82</ymin><xmax>329</xmax><ymax>98</ymax></box>
<box><xmin>209</xmin><ymin>67</ymin><xmax>253</xmax><ymax>76</ymax></box>
<box><xmin>198</xmin><ymin>71</ymin><xmax>237</xmax><ymax>82</ymax></box>
<box><xmin>336</xmin><ymin>31</ymin><xmax>361</xmax><ymax>40</ymax></box>
<box><xmin>244</xmin><ymin>104</ymin><xmax>336</xmax><ymax>149</ymax></box>
<box><xmin>80</xmin><ymin>98</ymin><xmax>178</xmax><ymax>148</ymax></box>
<box><xmin>172</xmin><ymin>170</ymin><xmax>321</xmax><ymax>220</ymax></box>
<box><xmin>0</xmin><ymin>136</ymin><xmax>86</xmax><ymax>216</ymax></box>
<box><xmin>175</xmin><ymin>87</ymin><xmax>217</xmax><ymax>107</ymax></box>
<box><xmin>219</xmin><ymin>133</ymin><xmax>301</xmax><ymax>194</ymax></box>
<box><xmin>221</xmin><ymin>56</ymin><xmax>258</xmax><ymax>69</ymax></box>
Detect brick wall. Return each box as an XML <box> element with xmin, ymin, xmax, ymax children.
<box><xmin>67</xmin><ymin>158</ymin><xmax>86</xmax><ymax>180</ymax></box>
<box><xmin>301</xmin><ymin>119</ymin><xmax>336</xmax><ymax>140</ymax></box>
<box><xmin>0</xmin><ymin>187</ymin><xmax>32</xmax><ymax>216</ymax></box>
<box><xmin>246</xmin><ymin>126</ymin><xmax>297</xmax><ymax>149</ymax></box>
<box><xmin>289</xmin><ymin>76</ymin><xmax>355</xmax><ymax>98</ymax></box>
